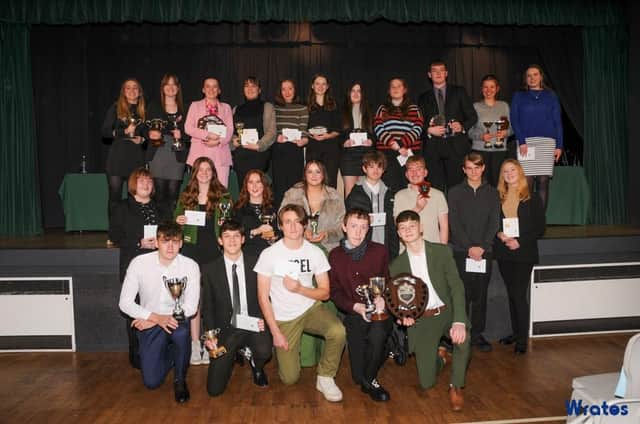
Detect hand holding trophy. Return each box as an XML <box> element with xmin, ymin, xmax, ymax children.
<box><xmin>163</xmin><ymin>276</ymin><xmax>187</xmax><ymax>321</ymax></box>
<box><xmin>369</xmin><ymin>277</ymin><xmax>389</xmax><ymax>321</ymax></box>
<box><xmin>201</xmin><ymin>328</ymin><xmax>227</xmax><ymax>359</ymax></box>
<box><xmin>355</xmin><ymin>284</ymin><xmax>376</xmax><ymax>321</ymax></box>
<box><xmin>259</xmin><ymin>213</ymin><xmax>276</xmax><ymax>243</ymax></box>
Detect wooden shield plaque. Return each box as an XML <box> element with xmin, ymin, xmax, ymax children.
<box><xmin>384</xmin><ymin>273</ymin><xmax>429</xmax><ymax>320</ymax></box>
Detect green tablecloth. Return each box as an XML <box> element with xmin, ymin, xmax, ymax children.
<box><xmin>546</xmin><ymin>166</ymin><xmax>591</xmax><ymax>225</ymax></box>
<box><xmin>58</xmin><ymin>173</ymin><xmax>109</xmax><ymax>231</ymax></box>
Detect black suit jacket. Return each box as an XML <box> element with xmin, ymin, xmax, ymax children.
<box><xmin>493</xmin><ymin>195</ymin><xmax>546</xmax><ymax>264</ymax></box>
<box><xmin>418</xmin><ymin>84</ymin><xmax>477</xmax><ymax>155</ymax></box>
<box><xmin>201</xmin><ymin>252</ymin><xmax>264</xmax><ymax>343</ymax></box>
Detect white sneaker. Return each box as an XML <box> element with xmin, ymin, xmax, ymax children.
<box><xmin>201</xmin><ymin>349</ymin><xmax>210</xmax><ymax>364</ymax></box>
<box><xmin>316</xmin><ymin>375</ymin><xmax>343</xmax><ymax>402</ymax></box>
<box><xmin>190</xmin><ymin>340</ymin><xmax>202</xmax><ymax>365</ymax></box>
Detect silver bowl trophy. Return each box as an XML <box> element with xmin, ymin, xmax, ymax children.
<box><xmin>494</xmin><ymin>116</ymin><xmax>510</xmax><ymax>148</ymax></box>
<box><xmin>259</xmin><ymin>213</ymin><xmax>276</xmax><ymax>243</ymax></box>
<box><xmin>483</xmin><ymin>121</ymin><xmax>494</xmax><ymax>148</ymax></box>
<box><xmin>308</xmin><ymin>213</ymin><xmax>320</xmax><ymax>237</ymax></box>
<box><xmin>163</xmin><ymin>276</ymin><xmax>187</xmax><ymax>321</ymax></box>
<box><xmin>430</xmin><ymin>114</ymin><xmax>454</xmax><ymax>138</ymax></box>
<box><xmin>355</xmin><ymin>284</ymin><xmax>376</xmax><ymax>320</ymax></box>
<box><xmin>167</xmin><ymin>115</ymin><xmax>184</xmax><ymax>152</ymax></box>
<box><xmin>369</xmin><ymin>277</ymin><xmax>389</xmax><ymax>321</ymax></box>
<box><xmin>123</xmin><ymin>117</ymin><xmax>142</xmax><ymax>139</ymax></box>
<box><xmin>201</xmin><ymin>328</ymin><xmax>227</xmax><ymax>359</ymax></box>
<box><xmin>145</xmin><ymin>118</ymin><xmax>167</xmax><ymax>147</ymax></box>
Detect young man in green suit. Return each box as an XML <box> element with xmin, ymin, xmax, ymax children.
<box><xmin>390</xmin><ymin>210</ymin><xmax>471</xmax><ymax>412</ymax></box>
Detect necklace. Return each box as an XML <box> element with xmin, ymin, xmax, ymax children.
<box><xmin>531</xmin><ymin>89</ymin><xmax>543</xmax><ymax>100</ymax></box>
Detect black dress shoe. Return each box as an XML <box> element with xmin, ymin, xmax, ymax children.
<box><xmin>471</xmin><ymin>335</ymin><xmax>493</xmax><ymax>352</ymax></box>
<box><xmin>440</xmin><ymin>336</ymin><xmax>454</xmax><ymax>353</ymax></box>
<box><xmin>361</xmin><ymin>379</ymin><xmax>390</xmax><ymax>402</ymax></box>
<box><xmin>174</xmin><ymin>380</ymin><xmax>190</xmax><ymax>403</ymax></box>
<box><xmin>251</xmin><ymin>366</ymin><xmax>269</xmax><ymax>387</ymax></box>
<box><xmin>514</xmin><ymin>344</ymin><xmax>527</xmax><ymax>355</ymax></box>
<box><xmin>499</xmin><ymin>335</ymin><xmax>516</xmax><ymax>345</ymax></box>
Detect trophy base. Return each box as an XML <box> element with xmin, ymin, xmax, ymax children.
<box><xmin>173</xmin><ymin>312</ymin><xmax>186</xmax><ymax>322</ymax></box>
<box><xmin>371</xmin><ymin>312</ymin><xmax>389</xmax><ymax>321</ymax></box>
<box><xmin>208</xmin><ymin>346</ymin><xmax>227</xmax><ymax>359</ymax></box>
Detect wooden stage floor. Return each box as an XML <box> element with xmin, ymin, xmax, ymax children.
<box><xmin>0</xmin><ymin>333</ymin><xmax>633</xmax><ymax>423</ymax></box>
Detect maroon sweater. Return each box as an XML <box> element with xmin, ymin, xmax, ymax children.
<box><xmin>328</xmin><ymin>241</ymin><xmax>390</xmax><ymax>314</ymax></box>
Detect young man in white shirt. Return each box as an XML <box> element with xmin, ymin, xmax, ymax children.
<box><xmin>255</xmin><ymin>204</ymin><xmax>346</xmax><ymax>402</ymax></box>
<box><xmin>119</xmin><ymin>222</ymin><xmax>200</xmax><ymax>403</ymax></box>
<box><xmin>389</xmin><ymin>210</ymin><xmax>470</xmax><ymax>412</ymax></box>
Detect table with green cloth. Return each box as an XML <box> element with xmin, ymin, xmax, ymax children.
<box><xmin>58</xmin><ymin>173</ymin><xmax>110</xmax><ymax>231</ymax></box>
<box><xmin>546</xmin><ymin>166</ymin><xmax>591</xmax><ymax>225</ymax></box>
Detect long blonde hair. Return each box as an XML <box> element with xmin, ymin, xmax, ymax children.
<box><xmin>497</xmin><ymin>159</ymin><xmax>530</xmax><ymax>202</ymax></box>
<box><xmin>116</xmin><ymin>78</ymin><xmax>146</xmax><ymax>120</ymax></box>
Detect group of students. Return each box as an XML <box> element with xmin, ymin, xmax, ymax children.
<box><xmin>110</xmin><ymin>60</ymin><xmax>556</xmax><ymax>411</ymax></box>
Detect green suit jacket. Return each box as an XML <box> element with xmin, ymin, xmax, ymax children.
<box><xmin>389</xmin><ymin>241</ymin><xmax>468</xmax><ymax>325</ymax></box>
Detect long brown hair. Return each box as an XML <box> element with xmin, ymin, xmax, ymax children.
<box><xmin>274</xmin><ymin>79</ymin><xmax>300</xmax><ymax>106</ymax></box>
<box><xmin>294</xmin><ymin>160</ymin><xmax>329</xmax><ymax>201</ymax></box>
<box><xmin>497</xmin><ymin>159</ymin><xmax>531</xmax><ymax>202</ymax></box>
<box><xmin>307</xmin><ymin>74</ymin><xmax>336</xmax><ymax>112</ymax></box>
<box><xmin>521</xmin><ymin>64</ymin><xmax>550</xmax><ymax>91</ymax></box>
<box><xmin>179</xmin><ymin>157</ymin><xmax>228</xmax><ymax>216</ymax></box>
<box><xmin>116</xmin><ymin>78</ymin><xmax>146</xmax><ymax>120</ymax></box>
<box><xmin>342</xmin><ymin>82</ymin><xmax>373</xmax><ymax>131</ymax></box>
<box><xmin>383</xmin><ymin>77</ymin><xmax>411</xmax><ymax>118</ymax></box>
<box><xmin>235</xmin><ymin>170</ymin><xmax>273</xmax><ymax>213</ymax></box>
<box><xmin>160</xmin><ymin>73</ymin><xmax>184</xmax><ymax>115</ymax></box>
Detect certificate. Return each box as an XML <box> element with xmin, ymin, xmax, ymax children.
<box><xmin>349</xmin><ymin>132</ymin><xmax>368</xmax><ymax>146</ymax></box>
<box><xmin>502</xmin><ymin>217</ymin><xmax>520</xmax><ymax>238</ymax></box>
<box><xmin>185</xmin><ymin>210</ymin><xmax>206</xmax><ymax>227</ymax></box>
<box><xmin>274</xmin><ymin>260</ymin><xmax>299</xmax><ymax>280</ymax></box>
<box><xmin>308</xmin><ymin>126</ymin><xmax>327</xmax><ymax>136</ymax></box>
<box><xmin>241</xmin><ymin>128</ymin><xmax>259</xmax><ymax>145</ymax></box>
<box><xmin>465</xmin><ymin>258</ymin><xmax>487</xmax><ymax>273</ymax></box>
<box><xmin>396</xmin><ymin>149</ymin><xmax>414</xmax><ymax>166</ymax></box>
<box><xmin>207</xmin><ymin>123</ymin><xmax>227</xmax><ymax>138</ymax></box>
<box><xmin>235</xmin><ymin>314</ymin><xmax>261</xmax><ymax>332</ymax></box>
<box><xmin>143</xmin><ymin>224</ymin><xmax>158</xmax><ymax>240</ymax></box>
<box><xmin>282</xmin><ymin>128</ymin><xmax>302</xmax><ymax>142</ymax></box>
<box><xmin>517</xmin><ymin>146</ymin><xmax>536</xmax><ymax>161</ymax></box>
<box><xmin>369</xmin><ymin>212</ymin><xmax>386</xmax><ymax>227</ymax></box>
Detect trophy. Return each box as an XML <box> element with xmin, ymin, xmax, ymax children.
<box><xmin>235</xmin><ymin>121</ymin><xmax>245</xmax><ymax>136</ymax></box>
<box><xmin>482</xmin><ymin>121</ymin><xmax>494</xmax><ymax>148</ymax></box>
<box><xmin>122</xmin><ymin>117</ymin><xmax>142</xmax><ymax>139</ymax></box>
<box><xmin>218</xmin><ymin>201</ymin><xmax>232</xmax><ymax>226</ymax></box>
<box><xmin>308</xmin><ymin>213</ymin><xmax>320</xmax><ymax>237</ymax></box>
<box><xmin>163</xmin><ymin>276</ymin><xmax>187</xmax><ymax>321</ymax></box>
<box><xmin>369</xmin><ymin>276</ymin><xmax>389</xmax><ymax>321</ymax></box>
<box><xmin>167</xmin><ymin>115</ymin><xmax>184</xmax><ymax>152</ymax></box>
<box><xmin>201</xmin><ymin>328</ymin><xmax>227</xmax><ymax>359</ymax></box>
<box><xmin>197</xmin><ymin>114</ymin><xmax>224</xmax><ymax>130</ymax></box>
<box><xmin>355</xmin><ymin>284</ymin><xmax>376</xmax><ymax>321</ymax></box>
<box><xmin>259</xmin><ymin>213</ymin><xmax>276</xmax><ymax>243</ymax></box>
<box><xmin>145</xmin><ymin>118</ymin><xmax>167</xmax><ymax>147</ymax></box>
<box><xmin>494</xmin><ymin>116</ymin><xmax>510</xmax><ymax>148</ymax></box>
<box><xmin>419</xmin><ymin>180</ymin><xmax>431</xmax><ymax>198</ymax></box>
<box><xmin>384</xmin><ymin>273</ymin><xmax>429</xmax><ymax>320</ymax></box>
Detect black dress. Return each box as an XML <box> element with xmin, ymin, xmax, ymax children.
<box><xmin>180</xmin><ymin>204</ymin><xmax>222</xmax><ymax>266</ymax></box>
<box><xmin>101</xmin><ymin>103</ymin><xmax>147</xmax><ymax>177</ymax></box>
<box><xmin>234</xmin><ymin>203</ymin><xmax>280</xmax><ymax>256</ymax></box>
<box><xmin>306</xmin><ymin>107</ymin><xmax>342</xmax><ymax>188</ymax></box>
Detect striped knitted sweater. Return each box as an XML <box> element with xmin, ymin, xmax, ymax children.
<box><xmin>373</xmin><ymin>103</ymin><xmax>424</xmax><ymax>151</ymax></box>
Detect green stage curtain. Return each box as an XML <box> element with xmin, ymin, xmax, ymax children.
<box><xmin>583</xmin><ymin>25</ymin><xmax>629</xmax><ymax>224</ymax></box>
<box><xmin>0</xmin><ymin>24</ymin><xmax>42</xmax><ymax>236</ymax></box>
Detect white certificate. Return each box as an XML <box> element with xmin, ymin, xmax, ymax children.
<box><xmin>308</xmin><ymin>126</ymin><xmax>327</xmax><ymax>136</ymax></box>
<box><xmin>274</xmin><ymin>260</ymin><xmax>299</xmax><ymax>280</ymax></box>
<box><xmin>369</xmin><ymin>212</ymin><xmax>386</xmax><ymax>227</ymax></box>
<box><xmin>282</xmin><ymin>128</ymin><xmax>302</xmax><ymax>142</ymax></box>
<box><xmin>185</xmin><ymin>210</ymin><xmax>206</xmax><ymax>227</ymax></box>
<box><xmin>241</xmin><ymin>128</ymin><xmax>259</xmax><ymax>145</ymax></box>
<box><xmin>207</xmin><ymin>123</ymin><xmax>227</xmax><ymax>138</ymax></box>
<box><xmin>235</xmin><ymin>314</ymin><xmax>261</xmax><ymax>332</ymax></box>
<box><xmin>396</xmin><ymin>148</ymin><xmax>414</xmax><ymax>166</ymax></box>
<box><xmin>503</xmin><ymin>217</ymin><xmax>520</xmax><ymax>238</ymax></box>
<box><xmin>349</xmin><ymin>132</ymin><xmax>368</xmax><ymax>146</ymax></box>
<box><xmin>465</xmin><ymin>258</ymin><xmax>487</xmax><ymax>274</ymax></box>
<box><xmin>517</xmin><ymin>146</ymin><xmax>536</xmax><ymax>161</ymax></box>
<box><xmin>143</xmin><ymin>224</ymin><xmax>157</xmax><ymax>240</ymax></box>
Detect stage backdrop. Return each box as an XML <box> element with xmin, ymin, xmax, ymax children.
<box><xmin>0</xmin><ymin>0</ymin><xmax>628</xmax><ymax>235</ymax></box>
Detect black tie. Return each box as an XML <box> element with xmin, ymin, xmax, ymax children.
<box><xmin>437</xmin><ymin>88</ymin><xmax>445</xmax><ymax>116</ymax></box>
<box><xmin>232</xmin><ymin>263</ymin><xmax>241</xmax><ymax>326</ymax></box>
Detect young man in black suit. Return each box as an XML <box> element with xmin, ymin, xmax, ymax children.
<box><xmin>201</xmin><ymin>220</ymin><xmax>272</xmax><ymax>396</ymax></box>
<box><xmin>419</xmin><ymin>61</ymin><xmax>478</xmax><ymax>192</ymax></box>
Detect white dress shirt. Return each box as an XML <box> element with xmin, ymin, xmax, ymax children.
<box><xmin>224</xmin><ymin>254</ymin><xmax>248</xmax><ymax>316</ymax></box>
<box><xmin>408</xmin><ymin>250</ymin><xmax>445</xmax><ymax>310</ymax></box>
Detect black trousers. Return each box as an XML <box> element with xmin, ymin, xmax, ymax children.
<box><xmin>423</xmin><ymin>135</ymin><xmax>470</xmax><ymax>192</ymax></box>
<box><xmin>271</xmin><ymin>142</ymin><xmax>304</xmax><ymax>208</ymax></box>
<box><xmin>343</xmin><ymin>313</ymin><xmax>392</xmax><ymax>385</ymax></box>
<box><xmin>206</xmin><ymin>328</ymin><xmax>273</xmax><ymax>396</ymax></box>
<box><xmin>232</xmin><ymin>149</ymin><xmax>271</xmax><ymax>190</ymax></box>
<box><xmin>454</xmin><ymin>251</ymin><xmax>493</xmax><ymax>338</ymax></box>
<box><xmin>380</xmin><ymin>149</ymin><xmax>408</xmax><ymax>194</ymax></box>
<box><xmin>306</xmin><ymin>139</ymin><xmax>341</xmax><ymax>188</ymax></box>
<box><xmin>497</xmin><ymin>260</ymin><xmax>534</xmax><ymax>347</ymax></box>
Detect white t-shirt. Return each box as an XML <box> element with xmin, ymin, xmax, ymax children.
<box><xmin>119</xmin><ymin>252</ymin><xmax>201</xmax><ymax>320</ymax></box>
<box><xmin>254</xmin><ymin>239</ymin><xmax>331</xmax><ymax>321</ymax></box>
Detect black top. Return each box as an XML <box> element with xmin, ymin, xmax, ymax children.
<box><xmin>234</xmin><ymin>99</ymin><xmax>265</xmax><ymax>138</ymax></box>
<box><xmin>181</xmin><ymin>204</ymin><xmax>222</xmax><ymax>265</ymax></box>
<box><xmin>308</xmin><ymin>107</ymin><xmax>341</xmax><ymax>134</ymax></box>
<box><xmin>234</xmin><ymin>203</ymin><xmax>280</xmax><ymax>256</ymax></box>
<box><xmin>493</xmin><ymin>195</ymin><xmax>546</xmax><ymax>263</ymax></box>
<box><xmin>101</xmin><ymin>103</ymin><xmax>147</xmax><ymax>176</ymax></box>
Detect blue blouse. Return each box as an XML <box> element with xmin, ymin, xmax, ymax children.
<box><xmin>510</xmin><ymin>89</ymin><xmax>563</xmax><ymax>149</ymax></box>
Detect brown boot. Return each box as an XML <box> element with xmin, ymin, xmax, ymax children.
<box><xmin>449</xmin><ymin>385</ymin><xmax>464</xmax><ymax>412</ymax></box>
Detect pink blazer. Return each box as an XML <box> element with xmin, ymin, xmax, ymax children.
<box><xmin>185</xmin><ymin>98</ymin><xmax>234</xmax><ymax>167</ymax></box>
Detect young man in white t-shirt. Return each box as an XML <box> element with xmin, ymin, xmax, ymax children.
<box><xmin>254</xmin><ymin>204</ymin><xmax>346</xmax><ymax>402</ymax></box>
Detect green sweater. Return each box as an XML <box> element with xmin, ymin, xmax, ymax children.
<box><xmin>174</xmin><ymin>192</ymin><xmax>232</xmax><ymax>244</ymax></box>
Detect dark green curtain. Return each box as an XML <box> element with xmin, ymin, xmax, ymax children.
<box><xmin>0</xmin><ymin>23</ymin><xmax>42</xmax><ymax>236</ymax></box>
<box><xmin>583</xmin><ymin>25</ymin><xmax>628</xmax><ymax>224</ymax></box>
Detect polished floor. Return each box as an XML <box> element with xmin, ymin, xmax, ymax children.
<box><xmin>0</xmin><ymin>333</ymin><xmax>632</xmax><ymax>423</ymax></box>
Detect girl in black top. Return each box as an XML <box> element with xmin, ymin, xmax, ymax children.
<box><xmin>340</xmin><ymin>82</ymin><xmax>375</xmax><ymax>197</ymax></box>
<box><xmin>233</xmin><ymin>169</ymin><xmax>280</xmax><ymax>256</ymax></box>
<box><xmin>101</xmin><ymin>78</ymin><xmax>147</xmax><ymax>218</ymax></box>
<box><xmin>306</xmin><ymin>74</ymin><xmax>342</xmax><ymax>188</ymax></box>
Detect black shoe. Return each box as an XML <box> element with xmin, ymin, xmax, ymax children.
<box><xmin>471</xmin><ymin>335</ymin><xmax>493</xmax><ymax>352</ymax></box>
<box><xmin>499</xmin><ymin>335</ymin><xmax>516</xmax><ymax>345</ymax></box>
<box><xmin>361</xmin><ymin>379</ymin><xmax>390</xmax><ymax>402</ymax></box>
<box><xmin>514</xmin><ymin>344</ymin><xmax>527</xmax><ymax>355</ymax></box>
<box><xmin>174</xmin><ymin>380</ymin><xmax>190</xmax><ymax>403</ymax></box>
<box><xmin>251</xmin><ymin>367</ymin><xmax>269</xmax><ymax>387</ymax></box>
